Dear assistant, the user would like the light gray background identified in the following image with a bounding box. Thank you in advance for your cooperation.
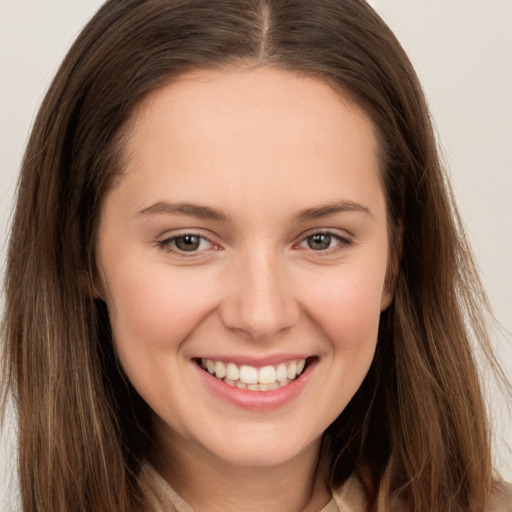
[1,1,511,508]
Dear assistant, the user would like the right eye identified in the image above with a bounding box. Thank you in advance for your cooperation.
[157,233,217,255]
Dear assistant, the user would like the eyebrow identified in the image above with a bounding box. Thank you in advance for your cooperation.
[136,199,372,223]
[136,201,230,222]
[292,201,373,222]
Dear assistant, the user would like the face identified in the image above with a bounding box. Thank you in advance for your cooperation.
[96,67,393,471]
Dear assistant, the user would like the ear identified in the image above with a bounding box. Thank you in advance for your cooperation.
[380,220,403,311]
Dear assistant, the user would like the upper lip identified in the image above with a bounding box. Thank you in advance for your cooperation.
[193,354,315,367]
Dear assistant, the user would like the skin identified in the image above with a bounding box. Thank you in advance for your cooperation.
[96,67,393,512]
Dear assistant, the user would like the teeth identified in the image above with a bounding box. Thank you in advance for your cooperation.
[296,359,306,374]
[200,357,308,391]
[239,365,258,384]
[214,361,226,379]
[276,363,288,382]
[226,362,239,381]
[287,361,297,380]
[258,365,276,384]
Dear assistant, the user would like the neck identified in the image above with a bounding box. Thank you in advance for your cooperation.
[150,431,330,512]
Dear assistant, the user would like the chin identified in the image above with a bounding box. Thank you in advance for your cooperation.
[197,426,322,469]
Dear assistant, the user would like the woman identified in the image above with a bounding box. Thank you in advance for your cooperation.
[1,1,510,510]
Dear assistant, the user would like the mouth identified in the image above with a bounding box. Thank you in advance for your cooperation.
[195,357,316,392]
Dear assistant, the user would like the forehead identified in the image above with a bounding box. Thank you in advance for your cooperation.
[111,67,384,219]
[127,67,378,154]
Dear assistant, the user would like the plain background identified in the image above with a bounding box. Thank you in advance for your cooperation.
[1,0,511,508]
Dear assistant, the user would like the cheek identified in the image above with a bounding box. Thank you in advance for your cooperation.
[295,270,384,431]
[104,262,218,354]
[306,270,384,343]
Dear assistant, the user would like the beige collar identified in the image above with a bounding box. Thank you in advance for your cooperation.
[139,462,512,512]
[138,461,363,512]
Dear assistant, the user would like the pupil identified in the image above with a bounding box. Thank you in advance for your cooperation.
[176,235,200,251]
[308,234,331,250]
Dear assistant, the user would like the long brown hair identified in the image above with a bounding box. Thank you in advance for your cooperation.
[1,1,507,510]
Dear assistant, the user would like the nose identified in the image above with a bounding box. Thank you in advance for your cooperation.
[219,250,300,341]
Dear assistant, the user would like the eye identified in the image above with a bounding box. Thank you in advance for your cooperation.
[158,233,217,254]
[305,233,334,251]
[173,234,208,252]
[297,231,352,252]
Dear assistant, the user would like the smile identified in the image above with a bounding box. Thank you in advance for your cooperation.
[199,358,308,391]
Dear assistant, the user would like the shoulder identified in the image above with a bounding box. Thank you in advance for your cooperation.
[331,477,511,512]
[138,462,194,512]
[489,480,512,512]
[330,476,369,512]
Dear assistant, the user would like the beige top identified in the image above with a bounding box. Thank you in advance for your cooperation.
[139,462,366,512]
[139,462,512,512]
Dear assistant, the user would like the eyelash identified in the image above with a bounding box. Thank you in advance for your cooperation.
[156,230,353,257]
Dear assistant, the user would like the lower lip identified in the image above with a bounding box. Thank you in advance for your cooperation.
[194,360,316,410]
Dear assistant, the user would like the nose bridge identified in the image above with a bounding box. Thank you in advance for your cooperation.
[221,245,299,340]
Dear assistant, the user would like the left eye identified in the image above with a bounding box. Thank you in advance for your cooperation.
[298,232,348,251]
[162,234,213,252]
